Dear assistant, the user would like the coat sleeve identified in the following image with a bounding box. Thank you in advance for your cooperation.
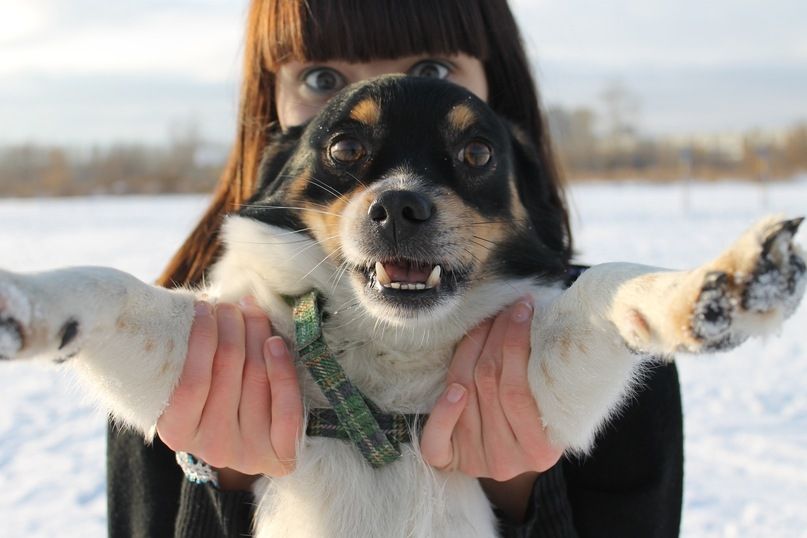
[561,362,684,537]
[498,362,684,537]
[106,426,255,538]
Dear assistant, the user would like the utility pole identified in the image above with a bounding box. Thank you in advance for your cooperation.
[680,146,694,213]
[756,144,770,209]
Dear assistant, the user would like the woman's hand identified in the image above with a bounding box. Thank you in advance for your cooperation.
[420,297,563,518]
[156,297,303,489]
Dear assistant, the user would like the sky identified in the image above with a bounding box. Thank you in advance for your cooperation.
[0,0,805,146]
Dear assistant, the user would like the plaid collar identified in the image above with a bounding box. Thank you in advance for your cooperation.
[292,291,425,468]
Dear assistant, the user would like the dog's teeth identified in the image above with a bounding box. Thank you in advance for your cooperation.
[375,262,392,287]
[378,265,441,291]
[426,265,442,289]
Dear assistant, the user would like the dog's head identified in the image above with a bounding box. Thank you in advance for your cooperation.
[241,75,566,324]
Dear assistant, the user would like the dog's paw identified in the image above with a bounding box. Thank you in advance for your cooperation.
[0,278,31,360]
[0,316,24,360]
[690,271,737,350]
[688,216,805,352]
[741,217,805,315]
[0,271,83,363]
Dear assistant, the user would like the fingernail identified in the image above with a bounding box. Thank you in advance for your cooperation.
[511,300,534,323]
[217,303,238,321]
[445,383,466,404]
[267,336,287,358]
[239,295,257,308]
[194,301,212,316]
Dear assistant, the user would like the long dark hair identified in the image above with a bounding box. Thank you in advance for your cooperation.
[158,0,572,287]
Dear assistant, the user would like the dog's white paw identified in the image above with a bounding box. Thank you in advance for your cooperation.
[687,216,805,352]
[0,270,87,363]
[0,277,31,360]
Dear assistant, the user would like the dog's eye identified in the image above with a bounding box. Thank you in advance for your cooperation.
[458,141,492,168]
[329,138,366,164]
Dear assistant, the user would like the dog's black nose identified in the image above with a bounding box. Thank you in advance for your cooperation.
[368,190,434,240]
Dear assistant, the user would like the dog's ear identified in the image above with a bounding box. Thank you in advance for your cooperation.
[255,124,305,195]
[508,124,570,259]
[239,124,307,228]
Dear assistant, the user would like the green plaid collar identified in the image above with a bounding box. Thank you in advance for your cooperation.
[291,291,426,468]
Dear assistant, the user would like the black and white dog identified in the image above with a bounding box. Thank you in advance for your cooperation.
[0,76,804,537]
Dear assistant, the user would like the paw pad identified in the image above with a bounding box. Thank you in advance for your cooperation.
[0,317,23,359]
[59,319,79,350]
[691,271,734,344]
[0,279,32,360]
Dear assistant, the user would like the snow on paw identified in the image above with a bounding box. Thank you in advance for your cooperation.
[741,217,805,317]
[690,271,740,351]
[681,216,805,353]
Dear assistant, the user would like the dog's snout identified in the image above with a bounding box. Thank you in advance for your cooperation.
[368,190,434,240]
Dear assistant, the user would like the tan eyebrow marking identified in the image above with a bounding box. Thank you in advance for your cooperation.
[349,98,381,125]
[447,104,477,132]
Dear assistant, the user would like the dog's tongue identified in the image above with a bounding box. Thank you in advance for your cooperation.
[383,261,431,283]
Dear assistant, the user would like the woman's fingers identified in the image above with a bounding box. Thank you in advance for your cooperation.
[420,383,467,469]
[474,303,525,479]
[447,319,492,385]
[265,336,303,473]
[425,296,563,479]
[156,301,218,450]
[157,299,302,478]
[236,297,274,471]
[195,303,247,466]
[498,298,559,469]
[161,297,554,480]
[445,320,492,473]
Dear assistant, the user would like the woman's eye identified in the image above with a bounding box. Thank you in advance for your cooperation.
[458,141,493,168]
[329,138,366,164]
[409,60,450,80]
[303,68,347,93]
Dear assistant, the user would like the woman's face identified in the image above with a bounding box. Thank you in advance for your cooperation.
[275,53,487,129]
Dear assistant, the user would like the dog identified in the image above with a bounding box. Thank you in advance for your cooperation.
[0,75,804,537]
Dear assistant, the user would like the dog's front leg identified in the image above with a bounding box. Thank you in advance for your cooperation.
[530,216,805,453]
[0,267,195,437]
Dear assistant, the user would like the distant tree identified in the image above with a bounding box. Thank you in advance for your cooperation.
[599,81,641,150]
[783,122,807,172]
[161,119,203,192]
[547,106,599,172]
[42,148,71,195]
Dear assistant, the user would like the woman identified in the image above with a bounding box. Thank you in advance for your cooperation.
[107,1,683,536]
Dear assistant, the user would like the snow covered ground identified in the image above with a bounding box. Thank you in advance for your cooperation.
[0,180,805,537]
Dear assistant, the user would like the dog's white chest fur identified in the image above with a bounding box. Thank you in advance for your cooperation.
[209,217,524,537]
[254,441,495,537]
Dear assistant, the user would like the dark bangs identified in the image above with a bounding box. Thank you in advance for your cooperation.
[260,0,490,68]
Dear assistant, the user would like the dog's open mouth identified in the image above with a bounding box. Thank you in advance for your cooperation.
[360,259,467,298]
[374,261,441,291]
